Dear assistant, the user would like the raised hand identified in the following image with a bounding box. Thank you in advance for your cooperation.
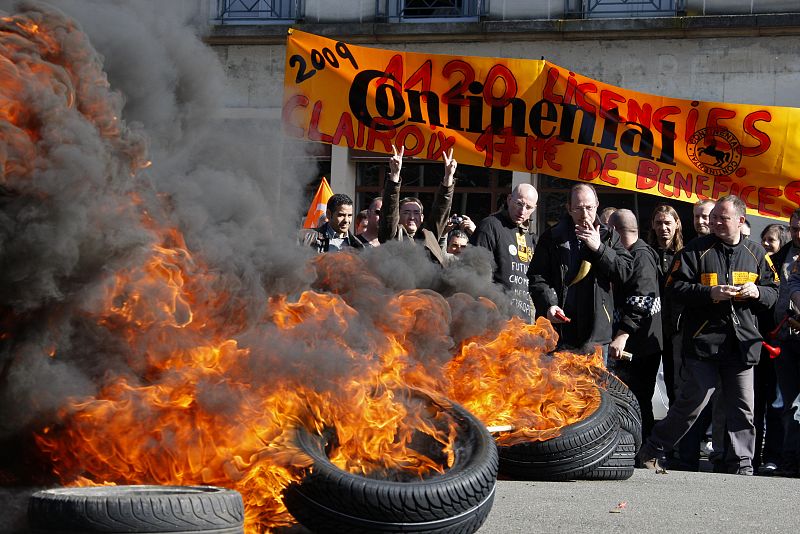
[460,214,476,235]
[389,144,404,183]
[443,147,457,186]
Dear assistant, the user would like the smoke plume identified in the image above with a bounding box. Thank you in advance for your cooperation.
[0,1,523,530]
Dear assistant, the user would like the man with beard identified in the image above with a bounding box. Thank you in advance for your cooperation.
[378,145,456,266]
[638,195,778,475]
[301,193,364,253]
[471,183,538,321]
[527,183,633,360]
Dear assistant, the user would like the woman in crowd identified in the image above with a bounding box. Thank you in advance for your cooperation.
[754,223,790,474]
[648,204,684,406]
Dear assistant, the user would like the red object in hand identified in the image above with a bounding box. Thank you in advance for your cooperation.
[762,341,781,359]
[554,310,571,323]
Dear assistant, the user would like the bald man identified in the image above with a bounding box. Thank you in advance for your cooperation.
[607,209,664,442]
[470,183,538,320]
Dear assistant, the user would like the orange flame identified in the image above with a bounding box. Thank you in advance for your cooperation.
[3,7,609,534]
[445,319,604,445]
[36,248,605,532]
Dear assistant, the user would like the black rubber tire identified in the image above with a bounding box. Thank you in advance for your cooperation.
[497,388,620,481]
[598,371,643,452]
[28,485,244,533]
[581,429,636,480]
[284,395,498,534]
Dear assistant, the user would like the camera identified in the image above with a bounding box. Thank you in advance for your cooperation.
[450,215,464,226]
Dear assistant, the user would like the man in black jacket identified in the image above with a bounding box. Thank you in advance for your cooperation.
[607,209,663,442]
[471,183,538,321]
[527,183,633,359]
[378,145,456,266]
[638,195,778,475]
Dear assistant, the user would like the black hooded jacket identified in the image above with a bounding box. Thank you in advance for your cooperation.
[613,239,663,357]
[528,214,633,353]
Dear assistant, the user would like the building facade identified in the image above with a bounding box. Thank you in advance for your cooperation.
[202,0,800,235]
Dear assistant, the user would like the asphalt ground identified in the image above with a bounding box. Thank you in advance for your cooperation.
[3,468,798,533]
[480,469,800,533]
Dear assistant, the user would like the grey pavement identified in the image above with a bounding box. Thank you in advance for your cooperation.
[481,470,799,533]
[2,469,798,533]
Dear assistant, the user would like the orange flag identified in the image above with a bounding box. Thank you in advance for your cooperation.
[302,177,333,229]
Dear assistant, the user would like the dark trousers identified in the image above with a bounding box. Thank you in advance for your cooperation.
[645,356,756,472]
[673,338,717,470]
[609,350,661,442]
[753,349,784,468]
[663,333,676,406]
[775,339,800,470]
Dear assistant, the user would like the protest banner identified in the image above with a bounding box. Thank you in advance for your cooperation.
[283,29,800,219]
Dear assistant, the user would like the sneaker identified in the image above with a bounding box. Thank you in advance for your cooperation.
[735,466,754,476]
[757,462,778,476]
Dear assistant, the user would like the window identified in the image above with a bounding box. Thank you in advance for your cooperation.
[563,0,685,19]
[216,0,302,24]
[378,0,486,22]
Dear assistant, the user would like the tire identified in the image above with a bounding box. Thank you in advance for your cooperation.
[497,388,620,481]
[598,371,643,452]
[581,429,636,480]
[28,485,244,533]
[284,394,498,534]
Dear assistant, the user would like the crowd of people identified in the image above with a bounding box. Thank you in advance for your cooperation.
[299,148,800,478]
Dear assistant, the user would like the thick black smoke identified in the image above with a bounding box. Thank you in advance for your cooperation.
[0,1,518,528]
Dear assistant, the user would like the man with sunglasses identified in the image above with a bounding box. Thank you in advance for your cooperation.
[356,197,382,247]
[470,183,539,321]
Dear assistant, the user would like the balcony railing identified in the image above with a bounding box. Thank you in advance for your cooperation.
[377,0,488,22]
[564,0,685,18]
[216,0,303,24]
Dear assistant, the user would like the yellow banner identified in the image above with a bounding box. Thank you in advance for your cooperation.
[283,29,800,219]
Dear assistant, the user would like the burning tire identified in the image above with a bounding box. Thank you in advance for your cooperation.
[582,429,636,480]
[27,485,244,533]
[496,388,620,481]
[284,397,498,534]
[598,371,643,451]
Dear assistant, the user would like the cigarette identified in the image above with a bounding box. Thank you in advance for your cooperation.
[487,425,515,433]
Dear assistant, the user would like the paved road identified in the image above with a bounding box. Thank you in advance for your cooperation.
[481,470,799,533]
[4,469,798,533]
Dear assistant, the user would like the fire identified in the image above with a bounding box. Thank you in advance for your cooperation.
[2,5,609,534]
[34,244,605,532]
[445,320,604,445]
[36,284,465,530]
